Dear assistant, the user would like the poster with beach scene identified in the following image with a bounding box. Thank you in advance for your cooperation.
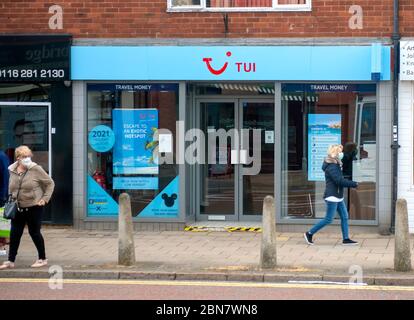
[112,108,159,175]
[308,114,341,181]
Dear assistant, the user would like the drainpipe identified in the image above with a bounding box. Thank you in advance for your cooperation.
[391,0,400,234]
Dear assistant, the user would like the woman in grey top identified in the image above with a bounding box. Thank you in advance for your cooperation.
[0,146,54,270]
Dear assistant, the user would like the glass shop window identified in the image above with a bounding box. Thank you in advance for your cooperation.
[87,83,179,219]
[281,84,377,221]
[170,0,310,10]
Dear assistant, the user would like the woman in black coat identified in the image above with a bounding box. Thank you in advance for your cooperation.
[304,144,359,245]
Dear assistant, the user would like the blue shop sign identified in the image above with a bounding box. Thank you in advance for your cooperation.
[72,45,391,81]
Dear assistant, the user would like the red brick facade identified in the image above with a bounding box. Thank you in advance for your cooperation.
[0,1,401,38]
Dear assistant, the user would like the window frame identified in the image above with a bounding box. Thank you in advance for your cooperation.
[167,0,312,12]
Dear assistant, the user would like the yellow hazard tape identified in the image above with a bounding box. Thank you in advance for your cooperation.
[225,227,262,233]
[184,226,208,232]
[184,226,262,232]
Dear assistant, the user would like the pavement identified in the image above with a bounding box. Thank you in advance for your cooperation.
[1,226,414,286]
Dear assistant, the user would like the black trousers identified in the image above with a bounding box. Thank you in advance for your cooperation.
[8,205,46,263]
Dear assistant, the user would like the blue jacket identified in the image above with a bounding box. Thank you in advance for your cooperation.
[0,150,10,201]
[322,159,358,199]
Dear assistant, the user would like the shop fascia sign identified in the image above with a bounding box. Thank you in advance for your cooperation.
[0,35,71,82]
[71,45,391,81]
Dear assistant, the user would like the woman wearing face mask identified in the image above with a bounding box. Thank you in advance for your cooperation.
[304,144,359,246]
[0,146,55,269]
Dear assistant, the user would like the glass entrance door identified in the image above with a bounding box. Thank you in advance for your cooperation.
[240,100,275,220]
[196,99,274,221]
[199,101,237,220]
[0,102,52,220]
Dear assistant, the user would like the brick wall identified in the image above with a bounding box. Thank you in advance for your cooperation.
[400,1,414,36]
[0,0,396,38]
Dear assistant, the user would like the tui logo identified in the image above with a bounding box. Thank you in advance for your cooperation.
[202,51,232,75]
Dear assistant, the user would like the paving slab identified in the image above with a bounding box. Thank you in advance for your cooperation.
[1,228,414,281]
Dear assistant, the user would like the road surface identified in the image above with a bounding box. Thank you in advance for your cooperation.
[1,278,414,300]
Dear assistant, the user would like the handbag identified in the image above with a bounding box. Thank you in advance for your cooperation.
[3,171,27,220]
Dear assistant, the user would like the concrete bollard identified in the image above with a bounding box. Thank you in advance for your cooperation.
[394,199,412,272]
[260,195,277,269]
[118,193,136,266]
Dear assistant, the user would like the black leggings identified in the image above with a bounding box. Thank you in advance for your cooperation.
[8,206,46,263]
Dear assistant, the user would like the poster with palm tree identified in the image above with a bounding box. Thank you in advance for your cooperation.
[112,108,159,175]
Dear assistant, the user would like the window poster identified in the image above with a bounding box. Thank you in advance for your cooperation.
[88,125,115,153]
[112,108,159,175]
[308,114,342,181]
[138,176,179,218]
[88,176,119,216]
[87,108,179,218]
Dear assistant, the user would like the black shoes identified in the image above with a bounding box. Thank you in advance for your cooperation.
[342,239,359,246]
[304,232,314,245]
[303,234,359,246]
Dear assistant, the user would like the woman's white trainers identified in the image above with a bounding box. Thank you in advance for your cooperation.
[31,259,48,268]
[0,261,15,270]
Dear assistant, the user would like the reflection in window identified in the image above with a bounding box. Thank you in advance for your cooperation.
[281,84,377,221]
[278,0,306,4]
[172,0,201,5]
[172,0,308,8]
[0,84,51,170]
[207,0,272,7]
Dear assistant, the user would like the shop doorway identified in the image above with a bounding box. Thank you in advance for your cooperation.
[0,102,52,221]
[195,98,274,222]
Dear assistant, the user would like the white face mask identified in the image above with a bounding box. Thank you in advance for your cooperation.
[20,157,32,168]
[338,152,344,160]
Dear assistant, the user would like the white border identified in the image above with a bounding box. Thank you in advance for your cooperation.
[0,101,52,178]
[167,0,311,12]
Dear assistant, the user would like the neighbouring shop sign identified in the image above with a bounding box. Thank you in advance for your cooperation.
[308,114,342,181]
[400,41,414,81]
[0,35,71,81]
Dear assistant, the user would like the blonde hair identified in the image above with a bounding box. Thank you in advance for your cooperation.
[15,145,33,159]
[327,144,343,158]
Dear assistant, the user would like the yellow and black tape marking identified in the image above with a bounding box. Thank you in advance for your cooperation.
[225,227,262,233]
[184,226,208,232]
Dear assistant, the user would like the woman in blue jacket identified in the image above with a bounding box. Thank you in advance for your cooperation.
[304,144,359,246]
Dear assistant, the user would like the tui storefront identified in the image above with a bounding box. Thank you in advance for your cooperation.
[70,43,393,233]
[0,35,73,224]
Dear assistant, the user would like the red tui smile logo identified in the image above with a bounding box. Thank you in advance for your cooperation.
[203,51,232,75]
